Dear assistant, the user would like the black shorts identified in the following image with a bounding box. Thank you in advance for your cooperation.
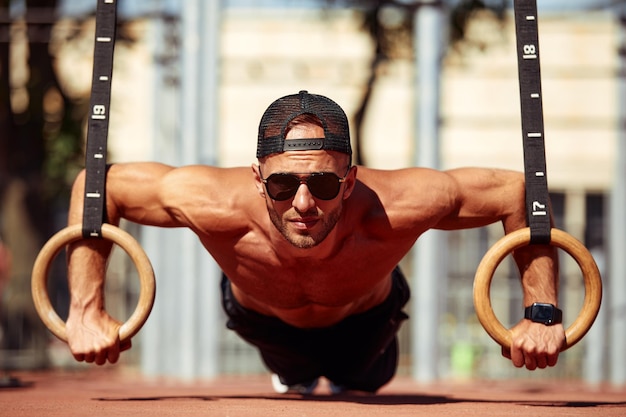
[220,267,410,392]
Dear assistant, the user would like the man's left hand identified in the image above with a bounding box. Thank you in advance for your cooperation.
[501,319,566,370]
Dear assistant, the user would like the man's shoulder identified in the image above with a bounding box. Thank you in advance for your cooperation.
[353,166,451,201]
[161,165,252,191]
[355,165,445,182]
[349,166,459,235]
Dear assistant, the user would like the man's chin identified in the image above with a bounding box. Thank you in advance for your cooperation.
[283,233,319,249]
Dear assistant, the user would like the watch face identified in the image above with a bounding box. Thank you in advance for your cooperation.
[533,304,554,322]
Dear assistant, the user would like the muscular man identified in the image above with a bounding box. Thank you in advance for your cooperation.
[65,91,565,393]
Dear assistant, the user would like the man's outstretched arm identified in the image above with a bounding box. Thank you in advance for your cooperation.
[65,162,177,365]
[434,167,565,369]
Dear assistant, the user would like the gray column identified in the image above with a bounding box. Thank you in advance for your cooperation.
[141,0,222,379]
[410,1,446,383]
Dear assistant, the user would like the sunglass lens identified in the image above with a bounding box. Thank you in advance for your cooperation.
[308,173,341,200]
[267,174,300,201]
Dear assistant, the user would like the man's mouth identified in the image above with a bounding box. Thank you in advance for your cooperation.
[290,217,319,229]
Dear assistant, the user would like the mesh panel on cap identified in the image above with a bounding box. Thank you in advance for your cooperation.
[256,90,352,158]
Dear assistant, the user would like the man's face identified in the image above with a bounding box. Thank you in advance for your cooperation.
[255,124,354,249]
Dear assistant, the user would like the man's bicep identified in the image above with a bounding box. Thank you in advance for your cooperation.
[106,162,183,227]
[433,168,526,231]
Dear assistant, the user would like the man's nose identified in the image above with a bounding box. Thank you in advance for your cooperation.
[292,183,316,211]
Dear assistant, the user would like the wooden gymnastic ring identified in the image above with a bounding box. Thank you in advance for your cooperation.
[31,223,155,343]
[473,227,602,351]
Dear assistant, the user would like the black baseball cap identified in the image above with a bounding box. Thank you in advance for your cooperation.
[256,90,352,158]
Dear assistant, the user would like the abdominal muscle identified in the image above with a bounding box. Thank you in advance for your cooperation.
[230,276,392,328]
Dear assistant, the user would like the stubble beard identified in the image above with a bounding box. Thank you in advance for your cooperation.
[267,205,343,249]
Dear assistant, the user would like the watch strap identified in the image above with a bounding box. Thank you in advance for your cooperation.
[524,303,563,325]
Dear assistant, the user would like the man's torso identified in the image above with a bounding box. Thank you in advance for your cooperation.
[168,165,443,328]
[201,207,419,328]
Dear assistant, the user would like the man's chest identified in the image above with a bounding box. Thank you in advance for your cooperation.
[225,243,403,307]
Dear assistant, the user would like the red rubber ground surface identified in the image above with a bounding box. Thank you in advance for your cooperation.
[2,368,625,417]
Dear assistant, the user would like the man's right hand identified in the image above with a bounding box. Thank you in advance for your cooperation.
[66,309,131,365]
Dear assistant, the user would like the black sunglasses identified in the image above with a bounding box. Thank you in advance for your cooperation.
[260,167,350,201]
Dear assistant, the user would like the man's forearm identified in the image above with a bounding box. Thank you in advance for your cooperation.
[513,244,559,306]
[499,178,559,306]
[67,169,115,314]
[67,240,112,314]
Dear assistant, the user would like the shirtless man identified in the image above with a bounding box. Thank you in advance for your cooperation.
[65,91,565,393]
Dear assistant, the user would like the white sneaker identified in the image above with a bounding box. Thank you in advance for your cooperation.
[271,374,319,394]
[329,381,347,395]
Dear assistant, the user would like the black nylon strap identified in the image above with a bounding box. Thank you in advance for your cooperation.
[514,0,551,244]
[82,0,117,238]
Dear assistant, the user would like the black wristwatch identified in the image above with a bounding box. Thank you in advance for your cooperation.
[524,303,563,325]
